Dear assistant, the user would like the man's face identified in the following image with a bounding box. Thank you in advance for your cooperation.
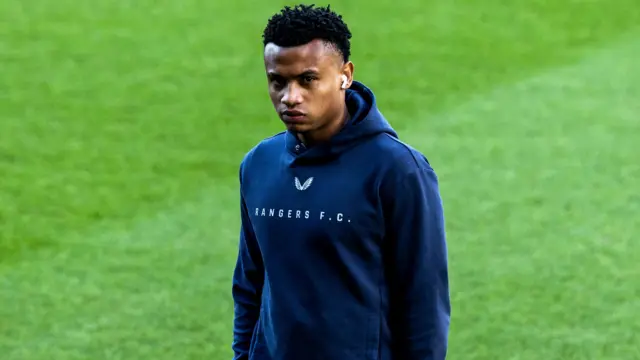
[264,39,351,134]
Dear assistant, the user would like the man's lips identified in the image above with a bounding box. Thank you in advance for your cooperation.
[281,110,306,122]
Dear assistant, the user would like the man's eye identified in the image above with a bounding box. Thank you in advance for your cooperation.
[302,76,316,84]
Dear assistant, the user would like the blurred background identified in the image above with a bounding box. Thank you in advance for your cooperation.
[1,1,639,359]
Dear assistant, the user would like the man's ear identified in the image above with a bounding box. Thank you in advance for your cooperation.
[341,61,354,89]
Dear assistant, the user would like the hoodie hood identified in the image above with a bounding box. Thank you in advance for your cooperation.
[284,80,397,165]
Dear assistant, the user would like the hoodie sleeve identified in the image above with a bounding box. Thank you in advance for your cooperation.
[231,164,265,360]
[383,160,451,360]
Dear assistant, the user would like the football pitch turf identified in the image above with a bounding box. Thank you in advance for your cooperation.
[1,1,639,359]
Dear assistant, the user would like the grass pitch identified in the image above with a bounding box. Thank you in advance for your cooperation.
[1,1,639,359]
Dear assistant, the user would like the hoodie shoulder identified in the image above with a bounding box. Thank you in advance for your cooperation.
[370,133,441,208]
[373,133,434,177]
[240,131,286,174]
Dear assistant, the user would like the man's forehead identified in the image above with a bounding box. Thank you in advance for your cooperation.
[264,40,341,71]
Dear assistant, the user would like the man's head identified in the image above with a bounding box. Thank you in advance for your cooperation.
[262,4,354,143]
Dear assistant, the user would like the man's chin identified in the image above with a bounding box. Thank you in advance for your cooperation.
[283,122,313,133]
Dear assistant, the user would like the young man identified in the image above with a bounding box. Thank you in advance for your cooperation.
[232,4,450,360]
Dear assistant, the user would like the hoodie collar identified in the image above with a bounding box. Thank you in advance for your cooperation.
[285,81,397,165]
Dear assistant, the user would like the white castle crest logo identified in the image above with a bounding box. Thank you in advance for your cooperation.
[294,177,314,191]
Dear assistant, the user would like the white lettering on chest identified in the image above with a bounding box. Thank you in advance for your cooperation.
[254,207,350,222]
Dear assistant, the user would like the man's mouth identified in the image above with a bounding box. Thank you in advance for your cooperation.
[281,110,306,122]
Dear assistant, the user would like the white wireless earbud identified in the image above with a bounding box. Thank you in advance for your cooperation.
[341,75,348,89]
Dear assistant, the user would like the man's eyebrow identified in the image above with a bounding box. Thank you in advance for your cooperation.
[266,72,284,81]
[267,69,320,78]
[298,69,320,76]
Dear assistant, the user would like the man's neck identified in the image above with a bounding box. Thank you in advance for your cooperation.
[298,106,350,147]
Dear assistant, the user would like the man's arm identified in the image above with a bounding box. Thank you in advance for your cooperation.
[384,161,451,359]
[231,174,265,359]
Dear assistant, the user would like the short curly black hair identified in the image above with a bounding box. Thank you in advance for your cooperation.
[262,4,352,63]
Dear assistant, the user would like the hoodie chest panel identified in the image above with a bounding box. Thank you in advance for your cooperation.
[246,162,384,256]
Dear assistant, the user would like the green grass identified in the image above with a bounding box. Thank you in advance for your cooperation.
[1,0,639,359]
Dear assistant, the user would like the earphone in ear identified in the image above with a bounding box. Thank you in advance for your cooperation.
[341,75,348,89]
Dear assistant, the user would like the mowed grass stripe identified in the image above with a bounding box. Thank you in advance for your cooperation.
[1,185,240,359]
[2,33,639,360]
[412,34,640,359]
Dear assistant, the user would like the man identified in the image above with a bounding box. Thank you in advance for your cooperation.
[232,4,450,359]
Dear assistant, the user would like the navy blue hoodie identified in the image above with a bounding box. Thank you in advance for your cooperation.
[232,81,450,360]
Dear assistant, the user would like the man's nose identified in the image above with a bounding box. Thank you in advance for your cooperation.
[281,83,303,107]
